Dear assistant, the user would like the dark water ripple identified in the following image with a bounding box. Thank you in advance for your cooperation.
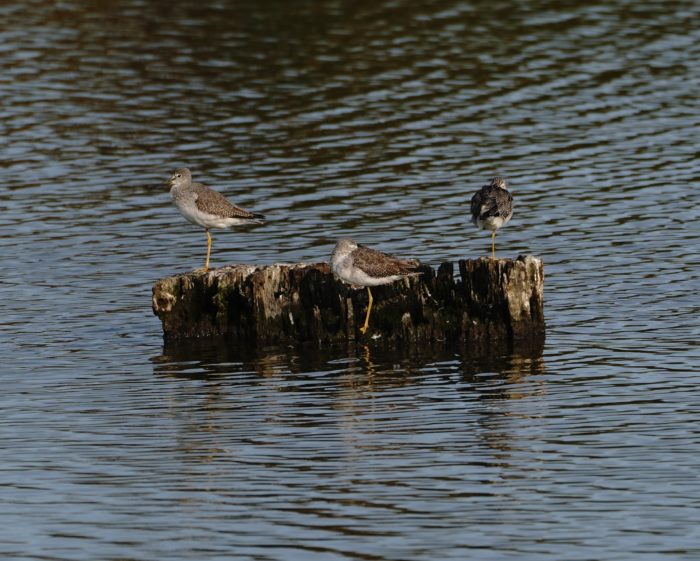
[1,0,700,559]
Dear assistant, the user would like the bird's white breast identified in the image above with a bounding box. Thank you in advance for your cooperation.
[476,214,511,232]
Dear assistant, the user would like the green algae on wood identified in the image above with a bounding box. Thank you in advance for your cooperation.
[152,256,545,347]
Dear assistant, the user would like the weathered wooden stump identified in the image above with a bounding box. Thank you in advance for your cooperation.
[152,256,545,349]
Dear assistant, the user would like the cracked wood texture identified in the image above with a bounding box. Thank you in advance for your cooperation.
[152,256,545,349]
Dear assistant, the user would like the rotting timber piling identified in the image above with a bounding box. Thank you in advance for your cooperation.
[152,256,545,348]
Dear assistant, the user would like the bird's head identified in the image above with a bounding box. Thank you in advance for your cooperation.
[331,238,358,262]
[489,176,508,190]
[334,238,358,252]
[167,168,192,189]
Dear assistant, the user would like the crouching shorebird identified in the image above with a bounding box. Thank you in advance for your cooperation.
[168,168,265,271]
[331,238,421,335]
[470,176,513,259]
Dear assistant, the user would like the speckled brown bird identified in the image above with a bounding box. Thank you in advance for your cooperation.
[470,176,513,259]
[331,238,421,334]
[168,168,264,271]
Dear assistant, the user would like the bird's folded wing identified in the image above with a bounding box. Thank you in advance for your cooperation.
[472,187,512,219]
[354,245,418,278]
[192,183,257,218]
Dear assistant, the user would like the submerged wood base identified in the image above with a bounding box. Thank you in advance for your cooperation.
[152,256,545,348]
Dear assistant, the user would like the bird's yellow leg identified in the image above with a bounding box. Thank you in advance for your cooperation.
[360,287,373,334]
[491,230,496,260]
[205,230,212,271]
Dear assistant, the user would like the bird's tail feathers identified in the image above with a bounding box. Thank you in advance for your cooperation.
[400,259,423,275]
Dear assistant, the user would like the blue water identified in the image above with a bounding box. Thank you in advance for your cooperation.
[1,0,699,559]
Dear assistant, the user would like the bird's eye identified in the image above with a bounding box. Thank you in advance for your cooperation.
[176,174,181,178]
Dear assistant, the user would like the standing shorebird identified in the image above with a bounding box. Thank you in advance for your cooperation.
[470,176,513,259]
[168,168,265,271]
[331,238,421,335]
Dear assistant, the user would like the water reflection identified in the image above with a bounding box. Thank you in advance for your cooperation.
[147,339,551,554]
[152,341,546,462]
[154,338,545,386]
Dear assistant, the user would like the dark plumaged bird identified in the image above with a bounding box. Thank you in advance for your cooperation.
[470,176,513,259]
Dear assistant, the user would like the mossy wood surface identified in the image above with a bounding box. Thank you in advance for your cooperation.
[152,256,545,347]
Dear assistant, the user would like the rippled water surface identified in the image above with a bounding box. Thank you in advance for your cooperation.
[2,0,699,559]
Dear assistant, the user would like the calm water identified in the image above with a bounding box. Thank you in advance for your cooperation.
[2,0,699,559]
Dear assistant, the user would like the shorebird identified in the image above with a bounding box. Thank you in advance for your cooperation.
[331,238,421,334]
[470,176,513,259]
[168,168,264,271]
